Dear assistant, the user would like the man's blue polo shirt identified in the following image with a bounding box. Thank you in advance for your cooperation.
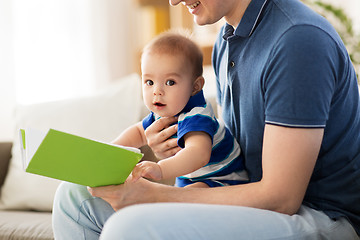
[212,0,360,235]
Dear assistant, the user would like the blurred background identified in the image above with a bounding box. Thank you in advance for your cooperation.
[1,0,359,141]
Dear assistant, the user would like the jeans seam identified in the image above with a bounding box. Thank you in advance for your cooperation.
[77,198,93,240]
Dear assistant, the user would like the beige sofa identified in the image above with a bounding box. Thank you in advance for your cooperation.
[0,74,147,240]
[0,142,53,240]
[0,142,159,240]
[0,72,217,240]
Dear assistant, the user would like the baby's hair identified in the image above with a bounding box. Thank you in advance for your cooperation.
[141,29,203,78]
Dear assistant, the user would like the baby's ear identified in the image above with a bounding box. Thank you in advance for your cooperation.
[192,76,205,96]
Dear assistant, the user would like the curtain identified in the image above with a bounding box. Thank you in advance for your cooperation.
[0,0,139,141]
[12,0,138,104]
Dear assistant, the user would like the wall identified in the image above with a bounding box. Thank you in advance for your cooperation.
[0,1,359,141]
[0,0,141,141]
[90,0,141,87]
[325,0,360,33]
[0,1,15,141]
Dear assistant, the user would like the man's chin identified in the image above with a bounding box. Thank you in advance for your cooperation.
[194,16,220,26]
[194,18,207,26]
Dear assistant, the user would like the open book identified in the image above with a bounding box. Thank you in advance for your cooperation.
[20,128,143,187]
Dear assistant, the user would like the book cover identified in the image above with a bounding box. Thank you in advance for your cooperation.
[20,128,143,187]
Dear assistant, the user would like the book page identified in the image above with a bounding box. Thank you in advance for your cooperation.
[19,129,27,169]
[24,128,48,169]
[82,136,141,154]
[107,142,141,154]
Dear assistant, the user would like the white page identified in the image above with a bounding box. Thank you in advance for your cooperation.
[103,141,141,154]
[24,128,49,169]
[19,130,27,170]
[81,134,142,154]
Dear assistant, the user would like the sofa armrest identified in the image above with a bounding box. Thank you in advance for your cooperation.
[0,142,12,188]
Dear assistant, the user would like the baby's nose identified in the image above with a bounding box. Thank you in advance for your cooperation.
[153,86,163,95]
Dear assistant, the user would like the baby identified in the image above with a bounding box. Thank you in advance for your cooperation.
[112,31,248,187]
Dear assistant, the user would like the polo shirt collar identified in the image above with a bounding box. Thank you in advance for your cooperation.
[181,90,206,113]
[223,0,269,39]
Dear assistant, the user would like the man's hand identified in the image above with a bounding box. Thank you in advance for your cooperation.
[144,116,181,159]
[87,178,160,211]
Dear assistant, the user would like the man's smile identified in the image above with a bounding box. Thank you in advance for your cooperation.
[187,1,201,9]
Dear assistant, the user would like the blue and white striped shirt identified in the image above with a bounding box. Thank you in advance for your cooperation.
[142,90,248,187]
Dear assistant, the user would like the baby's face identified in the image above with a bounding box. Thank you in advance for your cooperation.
[141,52,195,117]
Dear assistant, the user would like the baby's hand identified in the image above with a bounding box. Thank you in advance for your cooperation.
[131,161,162,182]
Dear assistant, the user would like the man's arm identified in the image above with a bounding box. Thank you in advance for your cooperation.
[156,124,322,214]
[259,124,323,214]
[90,124,323,214]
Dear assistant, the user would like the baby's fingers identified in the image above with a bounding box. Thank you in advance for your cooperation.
[130,165,144,182]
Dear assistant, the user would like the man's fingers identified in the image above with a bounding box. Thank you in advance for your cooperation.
[156,145,181,159]
[164,146,181,156]
[147,117,177,133]
[152,139,180,159]
[145,124,178,148]
[87,185,115,198]
[160,124,178,139]
[143,116,179,159]
[162,134,178,149]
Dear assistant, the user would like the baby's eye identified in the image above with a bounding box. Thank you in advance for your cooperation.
[166,80,175,86]
[145,80,153,86]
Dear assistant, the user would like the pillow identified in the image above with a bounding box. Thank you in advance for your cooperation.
[0,73,142,211]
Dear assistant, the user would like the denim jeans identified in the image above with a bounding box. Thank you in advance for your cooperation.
[52,182,359,240]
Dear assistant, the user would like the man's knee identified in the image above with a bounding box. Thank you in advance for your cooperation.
[53,182,89,212]
[100,203,170,239]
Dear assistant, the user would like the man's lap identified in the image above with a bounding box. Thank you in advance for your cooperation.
[53,182,359,240]
[101,203,358,240]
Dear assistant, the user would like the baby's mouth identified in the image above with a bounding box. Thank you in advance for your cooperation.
[154,102,166,107]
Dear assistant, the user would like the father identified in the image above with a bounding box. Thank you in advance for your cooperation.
[53,0,360,239]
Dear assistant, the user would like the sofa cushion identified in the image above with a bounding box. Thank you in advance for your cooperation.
[0,211,53,240]
[0,74,142,211]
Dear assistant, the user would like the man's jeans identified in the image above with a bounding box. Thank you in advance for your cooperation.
[52,182,359,240]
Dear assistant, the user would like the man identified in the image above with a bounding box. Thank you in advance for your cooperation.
[53,0,360,239]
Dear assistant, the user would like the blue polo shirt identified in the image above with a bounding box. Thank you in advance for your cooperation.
[212,0,360,235]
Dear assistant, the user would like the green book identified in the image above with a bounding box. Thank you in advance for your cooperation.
[19,128,143,187]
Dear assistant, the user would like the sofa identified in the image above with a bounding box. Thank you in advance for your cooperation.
[0,142,159,240]
[0,74,146,239]
[0,141,54,240]
[0,71,217,240]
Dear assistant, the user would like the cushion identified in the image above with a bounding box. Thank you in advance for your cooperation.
[0,211,53,240]
[0,74,142,211]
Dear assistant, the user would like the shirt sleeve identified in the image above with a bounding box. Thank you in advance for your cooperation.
[263,25,341,128]
[177,106,219,148]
